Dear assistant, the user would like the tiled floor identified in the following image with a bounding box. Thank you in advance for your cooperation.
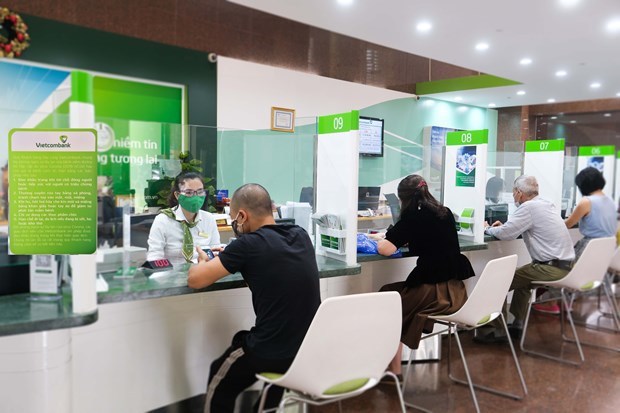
[153,296,620,413]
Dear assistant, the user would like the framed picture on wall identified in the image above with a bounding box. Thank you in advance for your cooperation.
[271,107,296,133]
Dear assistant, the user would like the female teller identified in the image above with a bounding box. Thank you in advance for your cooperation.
[147,172,220,266]
[377,174,474,376]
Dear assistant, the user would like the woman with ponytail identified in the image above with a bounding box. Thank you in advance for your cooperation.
[377,174,474,376]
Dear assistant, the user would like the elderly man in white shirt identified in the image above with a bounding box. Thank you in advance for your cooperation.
[147,172,220,266]
[478,175,575,343]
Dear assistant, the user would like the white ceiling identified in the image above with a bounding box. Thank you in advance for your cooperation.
[229,0,620,109]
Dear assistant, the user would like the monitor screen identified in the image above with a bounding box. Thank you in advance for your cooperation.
[358,186,381,211]
[359,116,384,157]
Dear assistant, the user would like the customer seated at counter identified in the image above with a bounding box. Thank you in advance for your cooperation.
[481,175,575,343]
[375,174,475,377]
[146,172,220,266]
[187,183,321,413]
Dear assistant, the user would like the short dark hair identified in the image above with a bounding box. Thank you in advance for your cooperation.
[231,183,273,217]
[575,167,605,196]
[168,172,204,207]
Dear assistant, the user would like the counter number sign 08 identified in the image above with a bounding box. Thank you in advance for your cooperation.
[461,132,472,143]
[333,116,344,131]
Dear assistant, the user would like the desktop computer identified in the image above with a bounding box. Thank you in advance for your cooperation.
[484,203,509,225]
[358,186,381,211]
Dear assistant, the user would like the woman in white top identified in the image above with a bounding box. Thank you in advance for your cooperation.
[147,172,220,266]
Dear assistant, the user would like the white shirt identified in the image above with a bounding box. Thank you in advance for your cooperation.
[147,206,221,266]
[485,196,575,262]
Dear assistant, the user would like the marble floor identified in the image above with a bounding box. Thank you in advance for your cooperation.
[153,295,620,413]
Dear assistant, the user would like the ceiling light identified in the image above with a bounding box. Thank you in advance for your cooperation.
[520,58,532,65]
[558,0,580,7]
[475,42,489,51]
[547,98,556,103]
[488,103,496,108]
[604,113,612,117]
[590,82,602,89]
[555,70,568,77]
[570,120,577,124]
[617,92,620,97]
[606,18,620,33]
[551,116,558,120]
[416,21,432,32]
[454,96,463,102]
[517,90,526,95]
[337,0,354,6]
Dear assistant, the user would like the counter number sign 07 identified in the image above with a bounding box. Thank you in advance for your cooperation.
[540,141,549,151]
[461,132,472,143]
[333,116,344,131]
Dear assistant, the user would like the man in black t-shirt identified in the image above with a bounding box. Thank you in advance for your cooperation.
[188,183,320,413]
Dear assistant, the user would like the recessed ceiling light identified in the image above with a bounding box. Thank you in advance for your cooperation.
[547,98,556,103]
[590,82,602,89]
[555,70,568,77]
[416,21,432,32]
[570,120,577,124]
[606,18,620,33]
[558,0,580,7]
[604,113,612,117]
[337,0,354,6]
[488,103,496,108]
[454,96,463,102]
[517,90,526,95]
[475,42,489,51]
[520,58,532,65]
[551,116,558,119]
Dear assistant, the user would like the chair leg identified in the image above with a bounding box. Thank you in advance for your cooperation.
[257,383,274,413]
[450,327,481,413]
[522,287,584,365]
[383,371,407,413]
[498,313,528,399]
[401,349,433,413]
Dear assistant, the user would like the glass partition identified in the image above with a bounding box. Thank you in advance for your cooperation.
[486,143,524,222]
[1,112,317,289]
[562,146,579,217]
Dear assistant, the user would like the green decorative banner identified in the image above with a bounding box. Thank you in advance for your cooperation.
[446,129,488,146]
[9,129,98,255]
[525,139,565,152]
[318,110,359,134]
[416,74,521,95]
[578,145,615,156]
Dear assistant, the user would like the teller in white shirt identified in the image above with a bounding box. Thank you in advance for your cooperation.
[147,172,220,266]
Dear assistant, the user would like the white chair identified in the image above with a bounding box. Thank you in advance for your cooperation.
[254,292,406,413]
[402,254,527,413]
[521,237,619,366]
[600,246,620,322]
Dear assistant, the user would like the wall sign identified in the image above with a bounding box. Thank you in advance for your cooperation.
[9,129,97,254]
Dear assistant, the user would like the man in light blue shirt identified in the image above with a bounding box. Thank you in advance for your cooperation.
[478,175,575,343]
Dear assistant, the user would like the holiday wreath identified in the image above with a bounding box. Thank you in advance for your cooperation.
[0,7,30,58]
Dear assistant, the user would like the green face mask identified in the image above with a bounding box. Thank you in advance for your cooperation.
[178,194,206,213]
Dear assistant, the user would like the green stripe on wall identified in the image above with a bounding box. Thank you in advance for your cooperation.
[416,74,521,95]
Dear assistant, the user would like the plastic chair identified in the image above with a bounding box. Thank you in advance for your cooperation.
[254,292,406,413]
[521,237,619,366]
[599,246,620,319]
[402,254,527,413]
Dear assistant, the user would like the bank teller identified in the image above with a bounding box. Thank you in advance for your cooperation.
[147,172,220,266]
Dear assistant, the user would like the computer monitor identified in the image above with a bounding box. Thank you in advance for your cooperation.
[359,116,384,157]
[128,213,158,249]
[384,193,401,224]
[358,186,381,211]
[484,203,509,225]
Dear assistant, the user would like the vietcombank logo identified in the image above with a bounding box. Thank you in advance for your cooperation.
[35,135,71,148]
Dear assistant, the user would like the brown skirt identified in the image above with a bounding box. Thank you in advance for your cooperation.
[380,279,467,349]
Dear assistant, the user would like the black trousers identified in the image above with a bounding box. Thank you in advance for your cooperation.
[205,331,293,413]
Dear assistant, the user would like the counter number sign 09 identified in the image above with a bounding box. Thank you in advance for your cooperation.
[333,116,344,131]
[461,132,472,143]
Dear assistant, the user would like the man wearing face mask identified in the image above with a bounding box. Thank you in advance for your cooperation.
[147,172,220,266]
[188,183,320,413]
[478,175,575,343]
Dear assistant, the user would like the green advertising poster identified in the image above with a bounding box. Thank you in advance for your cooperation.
[9,129,97,255]
[455,145,477,187]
